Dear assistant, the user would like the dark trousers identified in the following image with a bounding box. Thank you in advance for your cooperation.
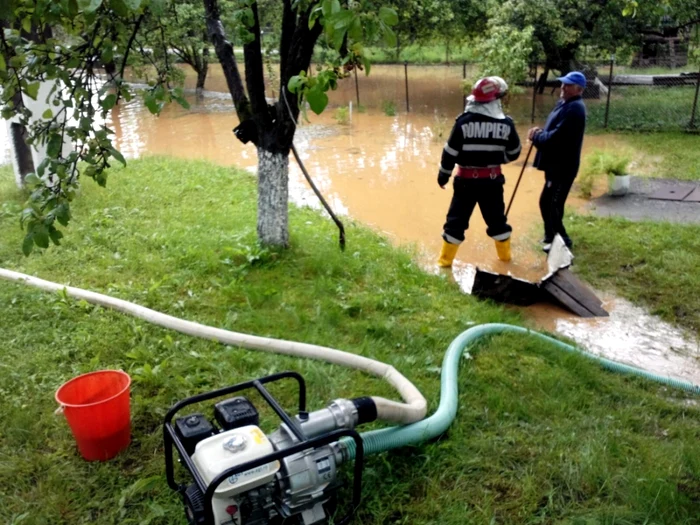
[539,173,575,246]
[443,176,512,243]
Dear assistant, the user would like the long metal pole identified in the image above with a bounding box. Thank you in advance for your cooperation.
[505,143,534,218]
[354,66,360,107]
[604,55,614,128]
[463,61,467,109]
[404,61,409,112]
[531,63,538,124]
[689,63,700,129]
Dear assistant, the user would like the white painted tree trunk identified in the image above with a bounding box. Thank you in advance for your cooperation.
[256,148,289,247]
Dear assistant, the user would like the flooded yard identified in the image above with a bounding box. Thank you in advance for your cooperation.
[1,64,698,384]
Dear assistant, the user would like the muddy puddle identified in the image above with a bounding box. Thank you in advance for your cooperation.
[1,66,698,385]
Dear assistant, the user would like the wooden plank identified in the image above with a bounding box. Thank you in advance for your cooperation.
[541,279,596,317]
[540,269,609,317]
[547,269,608,315]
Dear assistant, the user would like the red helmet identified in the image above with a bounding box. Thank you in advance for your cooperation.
[470,76,508,103]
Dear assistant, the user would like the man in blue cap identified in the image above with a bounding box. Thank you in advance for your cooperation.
[528,71,587,252]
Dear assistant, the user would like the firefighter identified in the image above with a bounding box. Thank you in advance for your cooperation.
[437,76,522,267]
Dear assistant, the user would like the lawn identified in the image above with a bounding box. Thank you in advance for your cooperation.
[568,214,700,336]
[1,159,699,525]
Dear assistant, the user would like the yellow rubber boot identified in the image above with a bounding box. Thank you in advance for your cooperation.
[495,238,512,262]
[438,241,459,267]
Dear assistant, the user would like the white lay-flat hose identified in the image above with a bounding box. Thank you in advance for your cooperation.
[0,269,427,424]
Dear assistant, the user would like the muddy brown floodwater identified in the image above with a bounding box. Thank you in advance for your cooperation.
[1,64,698,385]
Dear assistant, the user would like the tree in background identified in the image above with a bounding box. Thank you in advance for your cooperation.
[481,0,700,91]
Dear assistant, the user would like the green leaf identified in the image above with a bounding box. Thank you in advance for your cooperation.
[149,0,167,15]
[287,75,305,94]
[42,108,53,119]
[123,0,142,9]
[348,16,362,41]
[382,26,397,48]
[332,25,346,50]
[107,146,127,166]
[24,173,41,187]
[22,235,34,256]
[378,7,398,26]
[49,227,63,246]
[55,204,71,226]
[22,17,31,34]
[33,226,50,249]
[25,82,40,101]
[306,88,328,115]
[363,56,371,76]
[47,134,63,158]
[0,54,5,72]
[77,0,103,13]
[100,94,117,111]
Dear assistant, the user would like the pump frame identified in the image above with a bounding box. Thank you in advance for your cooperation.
[163,371,365,525]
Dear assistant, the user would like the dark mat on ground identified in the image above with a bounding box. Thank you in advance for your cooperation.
[472,237,608,317]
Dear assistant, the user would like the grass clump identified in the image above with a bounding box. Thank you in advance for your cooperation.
[1,159,700,524]
[382,100,396,116]
[577,149,632,198]
[333,105,350,125]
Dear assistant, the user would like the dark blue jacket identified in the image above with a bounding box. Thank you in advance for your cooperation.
[532,95,586,179]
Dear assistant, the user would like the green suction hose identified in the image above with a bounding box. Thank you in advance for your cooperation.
[343,323,700,459]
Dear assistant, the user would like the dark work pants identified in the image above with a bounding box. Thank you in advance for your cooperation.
[443,176,512,243]
[539,173,575,246]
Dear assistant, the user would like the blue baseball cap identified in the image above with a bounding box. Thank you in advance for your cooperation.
[557,71,586,88]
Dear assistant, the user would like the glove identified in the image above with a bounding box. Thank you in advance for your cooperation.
[438,171,450,188]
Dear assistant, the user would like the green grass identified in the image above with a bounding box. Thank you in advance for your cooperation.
[617,132,700,181]
[1,159,700,524]
[364,43,478,64]
[568,214,700,336]
[587,86,699,131]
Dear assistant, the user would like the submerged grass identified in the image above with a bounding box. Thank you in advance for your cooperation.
[568,214,700,336]
[1,159,700,524]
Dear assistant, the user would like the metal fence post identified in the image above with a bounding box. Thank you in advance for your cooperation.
[689,63,700,130]
[531,63,538,123]
[353,66,360,107]
[404,61,409,112]
[604,54,614,129]
[463,61,467,109]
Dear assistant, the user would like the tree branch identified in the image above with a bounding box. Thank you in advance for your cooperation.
[244,1,268,119]
[202,0,251,122]
[279,0,296,91]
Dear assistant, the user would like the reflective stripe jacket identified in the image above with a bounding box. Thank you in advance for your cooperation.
[439,113,522,178]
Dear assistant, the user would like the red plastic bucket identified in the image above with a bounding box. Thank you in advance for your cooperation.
[55,370,132,461]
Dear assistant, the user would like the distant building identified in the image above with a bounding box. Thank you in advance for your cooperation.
[632,18,693,68]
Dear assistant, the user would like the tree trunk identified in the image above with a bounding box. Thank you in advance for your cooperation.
[10,122,35,188]
[196,63,208,95]
[257,148,289,247]
[537,68,549,94]
[9,88,34,188]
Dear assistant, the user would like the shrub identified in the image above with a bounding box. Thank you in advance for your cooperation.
[382,100,396,116]
[334,106,350,125]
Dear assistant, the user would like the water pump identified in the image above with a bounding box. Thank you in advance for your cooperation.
[163,372,373,525]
